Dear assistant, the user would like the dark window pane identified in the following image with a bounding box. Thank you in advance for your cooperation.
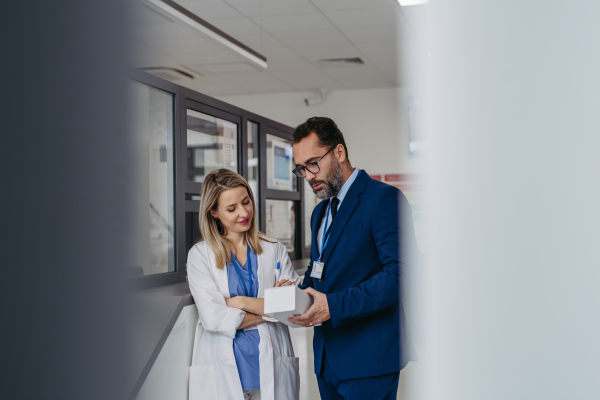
[129,81,175,276]
[187,109,238,183]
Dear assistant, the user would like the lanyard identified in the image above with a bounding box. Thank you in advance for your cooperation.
[231,244,253,298]
[318,200,333,261]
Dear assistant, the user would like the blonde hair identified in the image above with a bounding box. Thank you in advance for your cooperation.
[199,169,273,269]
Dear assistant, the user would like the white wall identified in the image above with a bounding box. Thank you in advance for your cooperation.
[218,87,423,176]
[136,305,198,400]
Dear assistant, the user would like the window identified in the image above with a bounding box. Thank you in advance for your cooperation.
[129,69,304,288]
[248,121,260,226]
[266,200,296,252]
[128,81,175,277]
[187,109,238,183]
[303,179,320,253]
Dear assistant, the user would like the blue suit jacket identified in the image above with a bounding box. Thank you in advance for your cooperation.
[301,170,418,380]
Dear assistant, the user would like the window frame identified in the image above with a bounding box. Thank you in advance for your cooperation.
[129,68,306,289]
[128,68,184,290]
[261,126,304,261]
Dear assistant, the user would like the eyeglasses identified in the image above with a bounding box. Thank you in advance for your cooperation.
[292,145,336,178]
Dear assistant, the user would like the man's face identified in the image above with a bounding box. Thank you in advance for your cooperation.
[293,132,344,199]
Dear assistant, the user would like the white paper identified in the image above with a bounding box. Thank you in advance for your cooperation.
[264,285,318,328]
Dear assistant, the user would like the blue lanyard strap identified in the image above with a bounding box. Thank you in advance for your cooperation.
[231,244,253,297]
[319,200,332,261]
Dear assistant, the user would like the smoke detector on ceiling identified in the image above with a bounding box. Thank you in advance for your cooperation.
[316,57,365,67]
[304,89,330,107]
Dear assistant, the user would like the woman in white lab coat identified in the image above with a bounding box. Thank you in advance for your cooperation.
[187,169,301,400]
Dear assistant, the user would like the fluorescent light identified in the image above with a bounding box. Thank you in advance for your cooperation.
[141,0,267,69]
[398,0,429,5]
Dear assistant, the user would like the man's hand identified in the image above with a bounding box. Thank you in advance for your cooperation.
[288,287,330,327]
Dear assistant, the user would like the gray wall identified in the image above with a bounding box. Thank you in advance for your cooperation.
[1,1,131,399]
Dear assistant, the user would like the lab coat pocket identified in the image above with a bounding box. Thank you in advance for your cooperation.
[274,356,299,400]
[189,365,218,400]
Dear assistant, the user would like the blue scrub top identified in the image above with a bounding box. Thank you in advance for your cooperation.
[227,248,260,390]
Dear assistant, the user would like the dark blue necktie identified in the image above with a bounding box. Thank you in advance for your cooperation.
[323,197,339,242]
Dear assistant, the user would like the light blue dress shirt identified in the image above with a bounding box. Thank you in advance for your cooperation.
[317,167,360,253]
[226,249,260,390]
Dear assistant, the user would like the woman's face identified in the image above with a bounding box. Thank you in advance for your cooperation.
[211,186,254,236]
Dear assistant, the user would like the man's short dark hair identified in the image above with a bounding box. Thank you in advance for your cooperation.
[292,117,350,162]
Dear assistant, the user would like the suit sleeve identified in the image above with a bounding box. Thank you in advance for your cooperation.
[187,245,246,338]
[300,261,314,289]
[326,186,416,328]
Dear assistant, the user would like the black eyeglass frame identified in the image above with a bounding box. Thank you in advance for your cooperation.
[292,145,337,178]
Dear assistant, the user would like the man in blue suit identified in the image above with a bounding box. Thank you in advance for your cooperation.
[288,117,418,400]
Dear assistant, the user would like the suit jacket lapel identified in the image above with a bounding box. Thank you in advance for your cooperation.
[321,170,370,263]
[311,199,329,260]
[321,192,360,263]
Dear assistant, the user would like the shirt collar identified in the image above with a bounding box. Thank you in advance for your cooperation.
[332,167,359,205]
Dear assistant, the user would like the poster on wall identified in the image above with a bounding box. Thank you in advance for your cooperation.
[268,138,294,190]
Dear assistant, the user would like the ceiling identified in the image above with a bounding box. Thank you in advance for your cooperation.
[129,0,424,96]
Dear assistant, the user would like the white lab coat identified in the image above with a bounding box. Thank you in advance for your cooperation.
[187,239,302,400]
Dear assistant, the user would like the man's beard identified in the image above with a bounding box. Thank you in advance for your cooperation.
[310,159,344,200]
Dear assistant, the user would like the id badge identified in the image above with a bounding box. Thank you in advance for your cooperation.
[310,261,325,279]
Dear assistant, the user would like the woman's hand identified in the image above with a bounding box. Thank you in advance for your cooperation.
[226,296,247,309]
[275,279,294,287]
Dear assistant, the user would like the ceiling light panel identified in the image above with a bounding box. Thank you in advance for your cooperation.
[140,0,267,69]
[209,18,263,36]
[177,0,244,20]
[178,48,244,65]
[236,34,286,51]
[397,0,429,6]
[257,47,301,61]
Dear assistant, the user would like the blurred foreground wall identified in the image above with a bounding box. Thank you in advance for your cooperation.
[1,1,130,399]
[404,1,600,399]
